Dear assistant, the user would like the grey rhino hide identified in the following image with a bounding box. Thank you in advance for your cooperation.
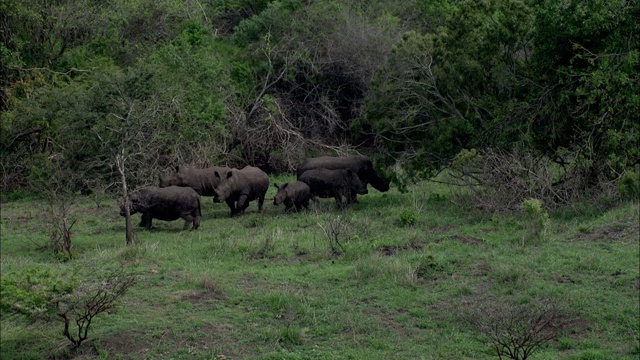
[273,181,311,213]
[159,165,231,196]
[298,168,367,208]
[120,186,202,230]
[296,155,390,192]
[213,166,269,217]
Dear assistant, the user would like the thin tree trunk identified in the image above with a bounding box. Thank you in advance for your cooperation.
[116,154,134,245]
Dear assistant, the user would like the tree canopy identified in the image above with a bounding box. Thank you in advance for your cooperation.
[1,0,638,198]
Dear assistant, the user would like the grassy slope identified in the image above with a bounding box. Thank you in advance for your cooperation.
[1,177,638,360]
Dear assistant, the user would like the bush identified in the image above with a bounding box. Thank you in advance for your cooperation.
[399,209,417,227]
[1,265,135,350]
[617,169,640,200]
[465,296,577,360]
[522,198,549,240]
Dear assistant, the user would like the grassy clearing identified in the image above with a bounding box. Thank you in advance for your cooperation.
[1,178,638,359]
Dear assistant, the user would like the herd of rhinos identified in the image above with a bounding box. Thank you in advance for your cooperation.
[119,155,391,230]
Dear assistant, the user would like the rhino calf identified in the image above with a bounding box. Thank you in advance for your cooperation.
[298,168,368,208]
[273,181,311,213]
[120,186,202,230]
[213,166,269,217]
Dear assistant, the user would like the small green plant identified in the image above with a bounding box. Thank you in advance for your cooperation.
[522,198,549,240]
[399,209,417,227]
[617,169,640,200]
[415,255,445,280]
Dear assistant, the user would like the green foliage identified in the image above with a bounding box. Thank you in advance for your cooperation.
[529,0,640,175]
[1,263,135,349]
[522,198,550,240]
[1,0,637,208]
[617,169,640,200]
[399,209,417,227]
[415,255,448,280]
[0,266,75,319]
[366,0,638,193]
[1,182,639,358]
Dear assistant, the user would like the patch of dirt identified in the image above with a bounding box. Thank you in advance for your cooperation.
[429,224,457,232]
[561,317,592,340]
[188,322,256,359]
[472,260,492,277]
[181,289,227,303]
[551,274,581,284]
[449,234,484,245]
[377,241,425,256]
[100,330,151,359]
[48,339,100,360]
[573,217,639,242]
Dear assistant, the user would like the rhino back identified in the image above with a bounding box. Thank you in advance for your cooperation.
[162,166,230,196]
[299,168,350,198]
[289,181,311,200]
[219,166,269,200]
[297,156,390,192]
[296,156,369,176]
[188,166,231,196]
[132,186,200,220]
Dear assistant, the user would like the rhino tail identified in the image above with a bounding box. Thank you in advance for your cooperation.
[193,195,202,230]
[195,195,202,217]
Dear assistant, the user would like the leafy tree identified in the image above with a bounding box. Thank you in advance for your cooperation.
[530,0,640,178]
[365,0,639,192]
[366,0,536,183]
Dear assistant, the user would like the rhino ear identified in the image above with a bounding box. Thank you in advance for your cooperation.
[282,183,289,189]
[274,183,280,189]
[214,171,220,179]
[174,165,180,172]
[226,171,233,179]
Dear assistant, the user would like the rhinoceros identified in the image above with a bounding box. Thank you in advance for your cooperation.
[296,156,389,202]
[213,166,269,217]
[159,165,231,197]
[120,186,202,230]
[273,181,311,213]
[298,168,368,208]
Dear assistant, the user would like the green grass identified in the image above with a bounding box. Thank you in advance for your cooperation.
[1,179,638,359]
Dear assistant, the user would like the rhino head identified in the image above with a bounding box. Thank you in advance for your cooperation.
[273,183,289,206]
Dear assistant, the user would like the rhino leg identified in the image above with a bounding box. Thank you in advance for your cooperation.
[237,194,250,215]
[141,213,153,230]
[138,213,150,227]
[283,199,294,213]
[334,191,348,209]
[225,199,237,217]
[181,214,194,230]
[257,194,265,213]
[193,214,201,230]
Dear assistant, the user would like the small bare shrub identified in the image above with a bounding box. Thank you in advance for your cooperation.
[1,265,135,350]
[30,156,79,259]
[57,268,135,348]
[317,215,354,255]
[447,148,621,212]
[465,296,577,360]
